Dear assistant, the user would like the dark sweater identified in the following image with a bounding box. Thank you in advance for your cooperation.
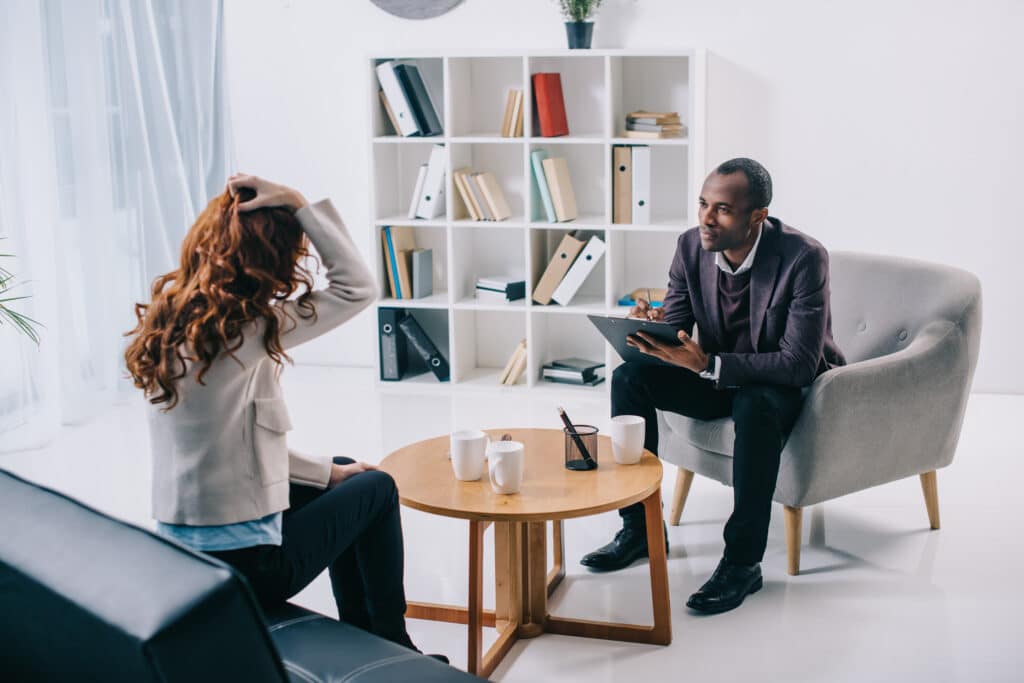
[718,269,754,353]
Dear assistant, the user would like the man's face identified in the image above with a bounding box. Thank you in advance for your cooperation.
[697,172,760,252]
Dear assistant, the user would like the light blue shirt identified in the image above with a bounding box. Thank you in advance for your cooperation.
[157,512,283,551]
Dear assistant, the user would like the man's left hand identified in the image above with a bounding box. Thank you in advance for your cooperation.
[627,330,708,373]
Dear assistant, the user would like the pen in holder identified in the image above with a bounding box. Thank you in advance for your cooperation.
[558,406,598,471]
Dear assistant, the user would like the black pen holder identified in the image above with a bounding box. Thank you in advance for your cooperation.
[564,425,599,471]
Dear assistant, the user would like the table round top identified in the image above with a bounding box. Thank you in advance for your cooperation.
[379,428,662,522]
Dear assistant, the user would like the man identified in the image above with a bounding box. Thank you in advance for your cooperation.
[581,158,845,614]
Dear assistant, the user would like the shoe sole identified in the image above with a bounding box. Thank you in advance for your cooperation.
[686,576,763,615]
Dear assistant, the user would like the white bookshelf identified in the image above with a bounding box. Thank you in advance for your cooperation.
[368,49,706,393]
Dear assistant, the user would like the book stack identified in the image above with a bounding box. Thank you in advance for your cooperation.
[498,339,527,386]
[531,73,569,137]
[532,232,606,306]
[612,145,650,224]
[377,308,450,382]
[500,89,525,137]
[376,60,443,137]
[452,168,512,221]
[408,144,446,220]
[475,275,526,303]
[542,357,605,387]
[622,111,685,139]
[530,149,578,223]
[381,226,433,300]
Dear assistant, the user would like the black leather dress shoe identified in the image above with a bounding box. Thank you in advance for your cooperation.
[580,523,669,572]
[686,558,763,614]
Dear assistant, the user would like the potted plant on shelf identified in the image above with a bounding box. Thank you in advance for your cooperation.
[557,0,602,49]
[1,241,41,344]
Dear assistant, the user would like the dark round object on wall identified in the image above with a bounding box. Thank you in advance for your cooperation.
[370,0,463,20]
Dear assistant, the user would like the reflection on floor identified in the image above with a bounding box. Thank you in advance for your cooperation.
[2,366,1020,682]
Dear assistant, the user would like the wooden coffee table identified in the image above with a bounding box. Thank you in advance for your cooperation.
[380,428,670,678]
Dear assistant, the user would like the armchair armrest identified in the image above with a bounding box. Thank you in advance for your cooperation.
[776,320,973,507]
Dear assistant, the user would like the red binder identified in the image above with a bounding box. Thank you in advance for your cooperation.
[532,73,569,137]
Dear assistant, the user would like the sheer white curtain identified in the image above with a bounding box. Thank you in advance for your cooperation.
[0,0,233,451]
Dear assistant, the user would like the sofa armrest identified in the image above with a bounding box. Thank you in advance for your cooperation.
[776,320,972,507]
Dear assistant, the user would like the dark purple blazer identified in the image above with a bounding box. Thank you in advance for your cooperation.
[662,217,846,388]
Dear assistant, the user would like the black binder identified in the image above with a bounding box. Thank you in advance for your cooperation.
[378,308,407,381]
[398,314,449,382]
[394,63,443,137]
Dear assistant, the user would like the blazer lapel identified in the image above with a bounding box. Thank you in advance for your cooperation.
[699,248,723,348]
[749,221,781,351]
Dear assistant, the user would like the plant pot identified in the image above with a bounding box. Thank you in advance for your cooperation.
[565,21,594,49]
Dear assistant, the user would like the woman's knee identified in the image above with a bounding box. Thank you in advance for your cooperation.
[361,469,398,502]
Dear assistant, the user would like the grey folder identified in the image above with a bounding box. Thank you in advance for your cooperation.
[412,248,433,299]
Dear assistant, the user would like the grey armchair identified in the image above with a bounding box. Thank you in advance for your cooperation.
[658,251,982,574]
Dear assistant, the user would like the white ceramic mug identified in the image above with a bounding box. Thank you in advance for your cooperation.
[610,415,645,465]
[487,440,524,494]
[451,430,490,481]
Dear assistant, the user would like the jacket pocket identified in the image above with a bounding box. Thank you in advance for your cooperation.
[253,397,293,486]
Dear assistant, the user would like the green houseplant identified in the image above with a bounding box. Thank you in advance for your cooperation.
[0,241,41,344]
[556,0,603,49]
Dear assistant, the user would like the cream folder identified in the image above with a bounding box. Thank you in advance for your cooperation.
[630,145,651,225]
[551,235,606,306]
[375,61,419,137]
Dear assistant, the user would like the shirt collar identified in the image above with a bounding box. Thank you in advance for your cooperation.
[714,221,765,276]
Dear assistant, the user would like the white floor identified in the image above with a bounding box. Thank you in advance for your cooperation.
[3,366,1022,682]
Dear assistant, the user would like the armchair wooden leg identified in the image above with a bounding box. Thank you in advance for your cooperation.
[784,505,802,576]
[920,471,941,530]
[669,468,694,526]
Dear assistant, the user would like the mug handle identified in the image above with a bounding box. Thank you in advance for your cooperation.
[489,455,505,489]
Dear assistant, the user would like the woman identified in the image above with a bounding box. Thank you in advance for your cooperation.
[125,175,427,654]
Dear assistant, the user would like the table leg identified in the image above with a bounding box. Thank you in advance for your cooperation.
[467,519,484,674]
[547,519,565,596]
[517,521,547,638]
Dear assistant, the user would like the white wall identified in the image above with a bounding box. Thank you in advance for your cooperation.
[224,0,1024,393]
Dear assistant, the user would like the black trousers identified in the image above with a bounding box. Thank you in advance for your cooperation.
[210,457,409,643]
[612,362,805,565]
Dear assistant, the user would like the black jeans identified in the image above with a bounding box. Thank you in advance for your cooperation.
[612,362,805,565]
[210,457,409,643]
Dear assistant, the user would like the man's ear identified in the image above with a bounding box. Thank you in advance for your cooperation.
[751,207,769,225]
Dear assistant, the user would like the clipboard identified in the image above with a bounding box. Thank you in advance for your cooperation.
[586,314,681,366]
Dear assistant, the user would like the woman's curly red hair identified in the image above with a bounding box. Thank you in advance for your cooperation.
[125,189,316,410]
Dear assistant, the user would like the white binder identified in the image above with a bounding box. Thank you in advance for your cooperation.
[407,164,427,219]
[631,145,651,225]
[415,145,446,219]
[551,235,606,306]
[376,61,419,137]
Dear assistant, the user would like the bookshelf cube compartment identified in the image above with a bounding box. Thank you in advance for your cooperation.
[373,142,447,222]
[609,56,691,138]
[531,313,607,390]
[607,230,680,312]
[451,226,526,306]
[528,143,606,224]
[379,307,451,384]
[610,144,690,228]
[527,55,606,139]
[452,309,527,386]
[449,143,526,222]
[529,228,607,311]
[372,57,445,138]
[448,57,525,138]
[377,225,449,306]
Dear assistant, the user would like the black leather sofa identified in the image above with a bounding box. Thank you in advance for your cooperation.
[0,469,483,682]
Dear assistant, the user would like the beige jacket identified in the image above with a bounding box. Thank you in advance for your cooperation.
[149,199,375,525]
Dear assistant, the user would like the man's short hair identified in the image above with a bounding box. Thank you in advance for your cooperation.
[715,158,772,211]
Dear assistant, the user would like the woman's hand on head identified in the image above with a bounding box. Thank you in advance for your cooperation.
[226,173,307,213]
[327,461,379,487]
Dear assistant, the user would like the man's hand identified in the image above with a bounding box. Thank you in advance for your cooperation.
[628,298,665,322]
[328,461,379,488]
[627,329,708,373]
[226,173,307,213]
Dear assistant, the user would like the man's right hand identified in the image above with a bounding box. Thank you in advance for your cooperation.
[629,298,665,322]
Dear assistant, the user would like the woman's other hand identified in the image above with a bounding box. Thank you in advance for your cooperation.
[226,173,307,213]
[328,461,379,487]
